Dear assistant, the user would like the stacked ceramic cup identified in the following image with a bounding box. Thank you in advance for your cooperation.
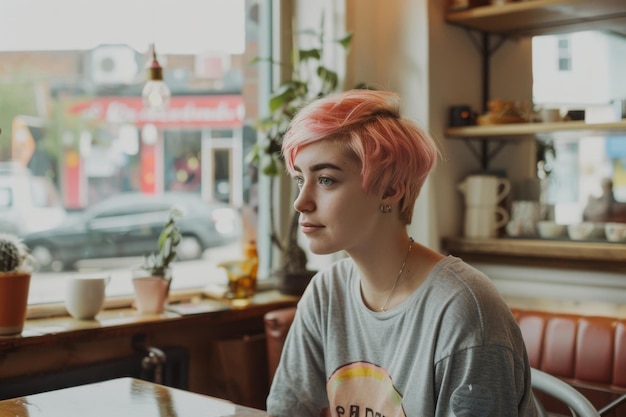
[457,175,511,238]
[507,200,542,237]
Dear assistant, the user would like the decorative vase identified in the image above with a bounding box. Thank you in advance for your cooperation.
[0,272,31,335]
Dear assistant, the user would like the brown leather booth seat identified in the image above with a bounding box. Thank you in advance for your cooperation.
[264,306,626,416]
[511,308,626,416]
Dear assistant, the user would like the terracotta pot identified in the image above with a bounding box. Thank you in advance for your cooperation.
[0,272,31,335]
[132,276,171,314]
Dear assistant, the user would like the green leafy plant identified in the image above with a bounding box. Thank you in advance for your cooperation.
[140,208,183,278]
[248,20,353,276]
[0,233,35,273]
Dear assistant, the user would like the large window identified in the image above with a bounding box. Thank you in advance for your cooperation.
[0,0,268,306]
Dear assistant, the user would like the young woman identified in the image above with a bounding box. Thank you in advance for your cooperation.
[266,89,538,417]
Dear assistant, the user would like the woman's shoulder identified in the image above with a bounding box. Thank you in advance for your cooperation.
[426,257,521,348]
[296,258,357,321]
[309,257,355,287]
[432,256,494,290]
[428,256,510,314]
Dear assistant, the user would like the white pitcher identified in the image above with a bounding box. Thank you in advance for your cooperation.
[457,175,511,207]
[464,206,510,238]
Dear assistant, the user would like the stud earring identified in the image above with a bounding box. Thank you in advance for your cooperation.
[380,204,392,214]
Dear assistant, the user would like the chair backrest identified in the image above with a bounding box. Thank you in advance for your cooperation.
[531,368,601,417]
[264,306,297,384]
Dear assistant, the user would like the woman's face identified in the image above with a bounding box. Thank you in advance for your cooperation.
[291,140,383,255]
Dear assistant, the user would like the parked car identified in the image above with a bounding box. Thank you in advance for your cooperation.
[0,162,67,236]
[22,192,242,272]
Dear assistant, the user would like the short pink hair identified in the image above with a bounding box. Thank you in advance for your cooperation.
[282,89,439,224]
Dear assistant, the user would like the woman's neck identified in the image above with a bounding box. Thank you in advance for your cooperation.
[353,241,444,312]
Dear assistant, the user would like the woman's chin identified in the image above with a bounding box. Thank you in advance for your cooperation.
[306,241,341,256]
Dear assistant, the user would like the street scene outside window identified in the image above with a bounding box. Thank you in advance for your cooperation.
[0,0,262,305]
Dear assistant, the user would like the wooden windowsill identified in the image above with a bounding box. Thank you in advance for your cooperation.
[25,287,208,320]
[1,290,299,350]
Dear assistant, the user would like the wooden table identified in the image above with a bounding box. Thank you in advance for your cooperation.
[0,377,268,417]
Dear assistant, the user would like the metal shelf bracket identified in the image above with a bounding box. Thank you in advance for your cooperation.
[462,138,508,171]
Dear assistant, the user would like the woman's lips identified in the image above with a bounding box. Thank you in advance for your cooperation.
[299,222,323,234]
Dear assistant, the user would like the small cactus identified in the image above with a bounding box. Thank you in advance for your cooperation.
[0,233,33,273]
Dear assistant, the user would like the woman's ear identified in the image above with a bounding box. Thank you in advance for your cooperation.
[381,184,405,204]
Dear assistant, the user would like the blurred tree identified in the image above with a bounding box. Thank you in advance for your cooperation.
[0,75,39,161]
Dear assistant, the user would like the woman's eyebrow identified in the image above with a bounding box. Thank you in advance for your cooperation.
[311,162,343,172]
[293,162,343,174]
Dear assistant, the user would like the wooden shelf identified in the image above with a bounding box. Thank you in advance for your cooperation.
[446,0,626,38]
[443,236,626,272]
[443,0,626,270]
[446,119,626,139]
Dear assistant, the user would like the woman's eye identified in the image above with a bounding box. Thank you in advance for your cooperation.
[318,176,334,186]
[294,176,304,188]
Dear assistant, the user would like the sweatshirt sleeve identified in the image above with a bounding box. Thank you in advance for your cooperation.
[266,279,329,417]
[433,344,537,417]
[429,259,538,417]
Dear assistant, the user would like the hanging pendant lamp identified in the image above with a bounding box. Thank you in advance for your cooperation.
[142,43,171,109]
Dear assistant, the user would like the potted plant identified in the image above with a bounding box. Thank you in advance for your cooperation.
[248,19,356,295]
[0,233,35,335]
[132,208,182,314]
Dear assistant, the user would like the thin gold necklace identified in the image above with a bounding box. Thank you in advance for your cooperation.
[380,237,414,312]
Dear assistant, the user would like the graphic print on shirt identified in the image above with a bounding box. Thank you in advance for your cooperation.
[325,361,406,417]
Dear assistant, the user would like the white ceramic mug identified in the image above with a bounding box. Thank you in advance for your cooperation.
[457,175,511,207]
[464,206,509,238]
[65,275,110,320]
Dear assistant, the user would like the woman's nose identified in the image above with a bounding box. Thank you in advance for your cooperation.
[293,185,315,213]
